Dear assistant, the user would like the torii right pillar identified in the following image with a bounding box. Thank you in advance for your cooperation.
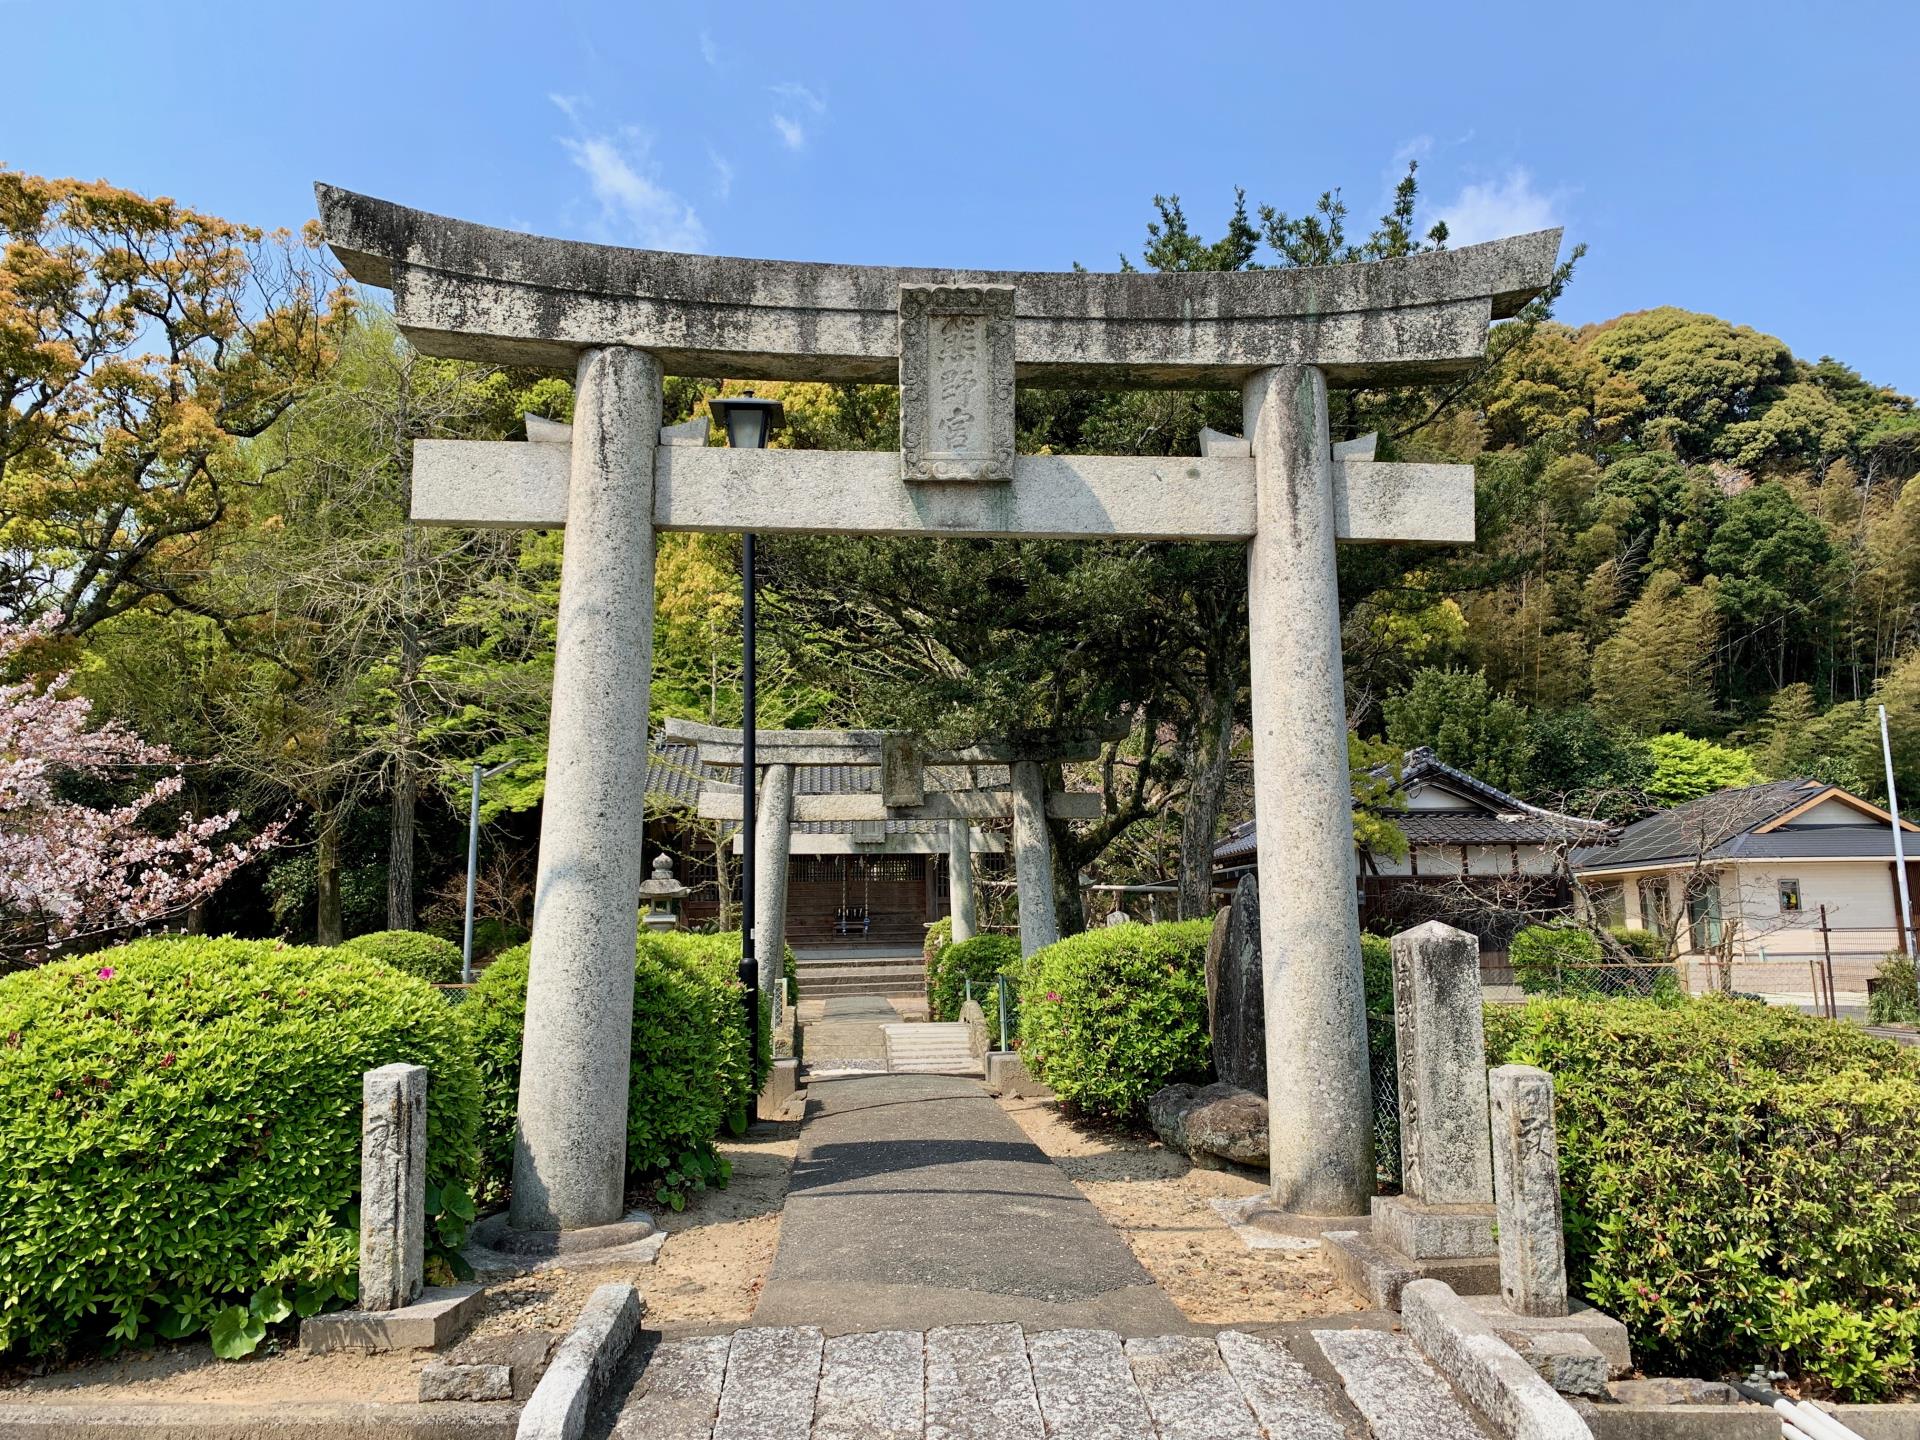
[1245,364,1374,1217]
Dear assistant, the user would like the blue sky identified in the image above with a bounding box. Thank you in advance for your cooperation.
[6,0,1917,392]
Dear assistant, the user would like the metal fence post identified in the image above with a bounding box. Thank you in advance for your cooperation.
[997,974,1010,1052]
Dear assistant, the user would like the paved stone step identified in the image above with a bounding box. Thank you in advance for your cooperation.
[1314,1327,1486,1440]
[608,1325,1450,1440]
[882,1023,980,1076]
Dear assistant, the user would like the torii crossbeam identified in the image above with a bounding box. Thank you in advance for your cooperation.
[315,183,1560,1235]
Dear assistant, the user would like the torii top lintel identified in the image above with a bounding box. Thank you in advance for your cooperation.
[315,185,1560,389]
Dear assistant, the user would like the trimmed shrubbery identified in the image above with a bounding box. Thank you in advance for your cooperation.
[0,938,480,1360]
[1015,920,1211,1120]
[1486,997,1920,1398]
[931,933,1021,1032]
[922,916,953,1009]
[465,929,764,1210]
[1510,922,1680,1002]
[342,929,464,985]
[1868,952,1918,1024]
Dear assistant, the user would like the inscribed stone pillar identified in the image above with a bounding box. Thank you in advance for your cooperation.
[754,762,795,1023]
[511,346,660,1232]
[1393,921,1495,1206]
[1489,1064,1570,1317]
[360,1063,426,1311]
[948,819,978,943]
[1010,760,1060,956]
[1244,364,1373,1216]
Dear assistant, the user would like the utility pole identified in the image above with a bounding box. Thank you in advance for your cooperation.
[1881,705,1913,957]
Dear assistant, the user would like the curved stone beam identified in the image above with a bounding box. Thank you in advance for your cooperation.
[315,185,1560,388]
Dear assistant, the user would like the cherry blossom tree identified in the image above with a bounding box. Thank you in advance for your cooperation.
[0,619,280,967]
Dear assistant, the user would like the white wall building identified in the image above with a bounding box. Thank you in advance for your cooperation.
[1571,778,1919,1003]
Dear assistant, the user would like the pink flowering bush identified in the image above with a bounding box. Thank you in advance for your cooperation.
[1013,920,1212,1120]
[0,619,279,967]
[0,936,481,1360]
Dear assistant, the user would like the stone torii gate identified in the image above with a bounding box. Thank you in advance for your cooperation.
[664,717,1111,1009]
[315,183,1559,1236]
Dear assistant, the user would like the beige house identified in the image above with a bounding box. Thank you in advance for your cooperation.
[1571,778,1919,1003]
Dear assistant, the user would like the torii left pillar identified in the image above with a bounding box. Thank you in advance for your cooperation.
[753,763,795,1024]
[511,347,661,1232]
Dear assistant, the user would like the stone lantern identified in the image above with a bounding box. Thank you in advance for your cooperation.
[637,853,691,933]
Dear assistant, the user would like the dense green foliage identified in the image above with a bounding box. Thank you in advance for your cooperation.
[1015,921,1211,1119]
[930,934,1021,1033]
[1868,953,1919,1024]
[922,916,953,1006]
[1486,999,1920,1397]
[343,929,464,985]
[464,930,763,1209]
[0,938,480,1359]
[1510,924,1680,1000]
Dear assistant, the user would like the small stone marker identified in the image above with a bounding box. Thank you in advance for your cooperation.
[1489,1064,1570,1318]
[1393,922,1495,1207]
[360,1063,427,1312]
[898,284,1015,482]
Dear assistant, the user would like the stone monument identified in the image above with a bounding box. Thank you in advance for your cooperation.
[1322,922,1501,1309]
[1208,876,1266,1092]
[1467,1063,1634,1387]
[314,181,1559,1232]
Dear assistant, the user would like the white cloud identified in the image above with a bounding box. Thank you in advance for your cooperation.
[709,149,735,201]
[770,81,826,114]
[698,29,719,68]
[1434,168,1562,246]
[1393,134,1433,166]
[551,98,706,252]
[771,114,806,150]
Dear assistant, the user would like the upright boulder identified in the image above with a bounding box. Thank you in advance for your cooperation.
[1207,876,1266,1092]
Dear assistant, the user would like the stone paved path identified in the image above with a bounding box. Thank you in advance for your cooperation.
[608,1323,1491,1440]
[751,1072,1188,1334]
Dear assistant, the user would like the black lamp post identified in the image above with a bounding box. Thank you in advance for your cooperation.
[706,393,786,1082]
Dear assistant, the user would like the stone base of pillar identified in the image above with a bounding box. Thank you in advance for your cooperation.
[757,1058,801,1121]
[300,1283,484,1354]
[1371,1194,1498,1260]
[1320,1225,1501,1313]
[985,1050,1051,1099]
[1462,1295,1633,1379]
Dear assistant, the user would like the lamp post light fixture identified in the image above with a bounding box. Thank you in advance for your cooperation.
[708,392,786,1078]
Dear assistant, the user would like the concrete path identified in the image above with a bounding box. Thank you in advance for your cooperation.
[751,1073,1189,1334]
[609,1322,1491,1440]
[801,995,902,1071]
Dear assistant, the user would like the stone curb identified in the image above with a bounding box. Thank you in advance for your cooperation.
[0,1400,518,1438]
[514,1283,644,1440]
[1579,1402,1920,1440]
[1401,1278,1591,1440]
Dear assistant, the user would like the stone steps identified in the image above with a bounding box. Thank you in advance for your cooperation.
[608,1324,1492,1440]
[795,958,927,1000]
[882,1023,980,1076]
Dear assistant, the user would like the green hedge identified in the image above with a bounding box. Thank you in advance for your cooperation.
[0,938,480,1360]
[1015,920,1211,1120]
[343,929,464,985]
[932,934,1021,1032]
[922,916,954,1008]
[1486,998,1920,1398]
[1511,923,1680,1002]
[1868,953,1918,1024]
[466,930,764,1210]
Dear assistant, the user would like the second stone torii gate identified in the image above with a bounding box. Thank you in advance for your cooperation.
[665,717,1113,1011]
[314,182,1560,1236]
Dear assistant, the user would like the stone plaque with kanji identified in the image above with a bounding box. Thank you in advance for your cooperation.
[898,283,1015,482]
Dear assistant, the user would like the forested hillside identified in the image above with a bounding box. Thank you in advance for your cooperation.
[4,164,1916,949]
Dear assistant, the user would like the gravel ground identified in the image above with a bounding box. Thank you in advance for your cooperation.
[997,1095,1364,1326]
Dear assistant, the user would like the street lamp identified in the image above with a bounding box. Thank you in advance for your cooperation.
[462,758,518,984]
[708,392,786,1079]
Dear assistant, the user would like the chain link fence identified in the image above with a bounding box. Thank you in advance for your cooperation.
[1368,1014,1401,1190]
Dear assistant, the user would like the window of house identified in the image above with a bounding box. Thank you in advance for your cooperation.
[1778,878,1802,914]
[1637,877,1670,932]
[1588,882,1626,928]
